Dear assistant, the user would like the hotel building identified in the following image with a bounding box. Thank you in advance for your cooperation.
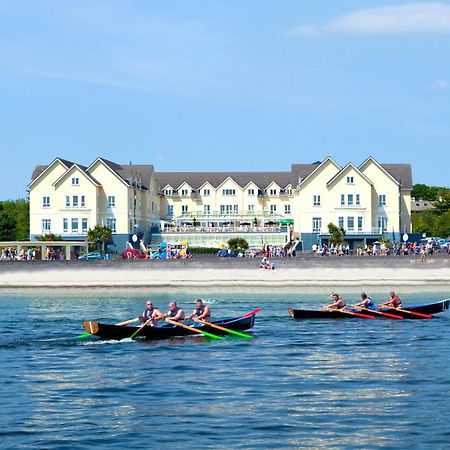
[29,156,412,252]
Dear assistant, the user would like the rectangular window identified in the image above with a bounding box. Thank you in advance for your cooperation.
[203,189,210,196]
[338,216,344,229]
[71,218,78,232]
[347,194,354,206]
[284,204,291,214]
[378,194,386,207]
[356,194,360,206]
[358,216,363,231]
[163,189,173,196]
[108,196,116,208]
[270,204,277,213]
[42,219,51,232]
[222,189,236,196]
[346,176,354,184]
[347,216,354,231]
[167,205,174,216]
[377,216,388,232]
[71,177,79,186]
[248,189,255,196]
[81,195,86,207]
[42,196,50,208]
[65,196,70,208]
[63,218,68,233]
[313,195,321,207]
[72,195,79,208]
[340,194,345,206]
[285,188,292,195]
[269,189,277,196]
[248,204,255,212]
[106,218,116,233]
[82,218,88,232]
[204,205,210,214]
[312,217,322,233]
[181,189,189,196]
[181,205,188,214]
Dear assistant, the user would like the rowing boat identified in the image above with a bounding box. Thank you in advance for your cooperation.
[288,299,449,320]
[82,313,256,340]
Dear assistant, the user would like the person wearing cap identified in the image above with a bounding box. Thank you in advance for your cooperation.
[186,298,211,321]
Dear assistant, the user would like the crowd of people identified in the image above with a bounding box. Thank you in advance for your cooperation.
[1,247,37,261]
[323,291,402,311]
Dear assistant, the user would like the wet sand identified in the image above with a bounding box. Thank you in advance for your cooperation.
[0,255,449,293]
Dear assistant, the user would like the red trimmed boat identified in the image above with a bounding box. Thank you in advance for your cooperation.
[288,299,449,320]
[83,312,256,340]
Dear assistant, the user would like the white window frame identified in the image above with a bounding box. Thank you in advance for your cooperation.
[377,216,388,233]
[71,177,80,186]
[346,176,354,184]
[181,189,189,196]
[82,218,88,233]
[65,196,70,208]
[181,205,189,214]
[313,195,321,207]
[222,189,236,196]
[108,196,116,208]
[347,194,354,206]
[312,217,322,233]
[347,216,354,231]
[270,204,277,214]
[72,195,79,208]
[63,218,68,233]
[248,189,255,196]
[42,196,50,208]
[340,194,345,207]
[356,194,360,206]
[71,218,79,232]
[42,219,51,232]
[338,216,344,228]
[378,194,387,207]
[204,205,210,214]
[284,204,291,214]
[81,195,86,208]
[167,205,174,216]
[248,204,255,212]
[358,216,363,231]
[203,189,210,196]
[106,217,116,233]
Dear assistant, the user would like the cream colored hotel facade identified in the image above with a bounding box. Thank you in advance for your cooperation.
[29,156,412,252]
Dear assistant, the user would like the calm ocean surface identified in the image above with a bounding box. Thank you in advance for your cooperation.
[1,290,450,450]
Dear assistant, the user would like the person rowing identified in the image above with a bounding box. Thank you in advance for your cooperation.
[379,291,403,309]
[354,292,376,310]
[162,301,186,322]
[323,292,346,310]
[140,300,164,326]
[186,298,211,321]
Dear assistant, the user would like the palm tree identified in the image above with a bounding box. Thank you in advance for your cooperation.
[87,225,112,254]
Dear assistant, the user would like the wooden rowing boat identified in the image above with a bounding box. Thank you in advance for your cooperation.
[288,299,449,320]
[83,313,256,340]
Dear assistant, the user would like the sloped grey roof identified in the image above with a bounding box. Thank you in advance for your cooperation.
[381,164,413,190]
[155,171,295,191]
[290,164,322,185]
[98,158,155,190]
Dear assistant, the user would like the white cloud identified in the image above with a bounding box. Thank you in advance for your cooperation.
[290,3,450,36]
[427,79,450,91]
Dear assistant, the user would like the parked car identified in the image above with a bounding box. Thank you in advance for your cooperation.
[217,249,238,257]
[78,252,103,260]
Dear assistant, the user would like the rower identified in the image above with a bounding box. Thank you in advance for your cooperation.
[186,298,211,321]
[379,291,403,309]
[140,300,163,325]
[354,292,375,310]
[163,301,186,322]
[323,292,346,310]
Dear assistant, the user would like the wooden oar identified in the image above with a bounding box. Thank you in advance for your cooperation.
[77,317,140,339]
[351,305,403,320]
[326,308,375,319]
[386,307,433,319]
[165,318,223,340]
[194,318,253,339]
[130,318,153,339]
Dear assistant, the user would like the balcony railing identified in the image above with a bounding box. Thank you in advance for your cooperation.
[164,211,288,220]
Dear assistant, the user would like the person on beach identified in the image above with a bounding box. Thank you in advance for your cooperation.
[323,293,346,310]
[379,291,402,309]
[140,300,163,325]
[162,301,186,322]
[354,292,375,310]
[186,298,211,321]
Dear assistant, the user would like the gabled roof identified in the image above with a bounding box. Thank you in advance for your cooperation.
[359,157,412,190]
[155,172,295,191]
[326,163,373,187]
[29,157,76,188]
[292,156,341,187]
[52,163,101,188]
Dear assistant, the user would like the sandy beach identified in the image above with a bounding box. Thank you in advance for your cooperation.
[1,255,449,293]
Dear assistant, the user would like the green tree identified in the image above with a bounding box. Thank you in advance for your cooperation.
[37,233,63,241]
[0,214,17,240]
[227,237,249,252]
[0,199,29,240]
[327,223,345,246]
[87,225,112,253]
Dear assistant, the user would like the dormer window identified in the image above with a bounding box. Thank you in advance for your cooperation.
[72,177,80,186]
[181,189,189,196]
[269,189,277,196]
[223,189,236,196]
[346,176,354,184]
[203,189,210,196]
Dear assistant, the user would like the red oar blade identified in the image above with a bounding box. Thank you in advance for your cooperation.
[242,308,262,318]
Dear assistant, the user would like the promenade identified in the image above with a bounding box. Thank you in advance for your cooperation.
[1,254,449,292]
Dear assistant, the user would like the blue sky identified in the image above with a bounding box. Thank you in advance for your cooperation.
[1,1,450,200]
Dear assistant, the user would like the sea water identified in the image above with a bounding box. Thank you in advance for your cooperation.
[1,291,449,449]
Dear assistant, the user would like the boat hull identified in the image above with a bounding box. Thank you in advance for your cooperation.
[288,299,449,320]
[83,314,255,340]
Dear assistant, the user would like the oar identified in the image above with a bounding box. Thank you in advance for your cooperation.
[241,308,262,318]
[165,318,223,340]
[130,318,153,339]
[194,318,253,339]
[385,307,433,319]
[326,308,375,319]
[77,317,140,339]
[351,305,403,320]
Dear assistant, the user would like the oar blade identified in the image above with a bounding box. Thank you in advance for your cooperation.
[200,330,224,340]
[222,328,253,339]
